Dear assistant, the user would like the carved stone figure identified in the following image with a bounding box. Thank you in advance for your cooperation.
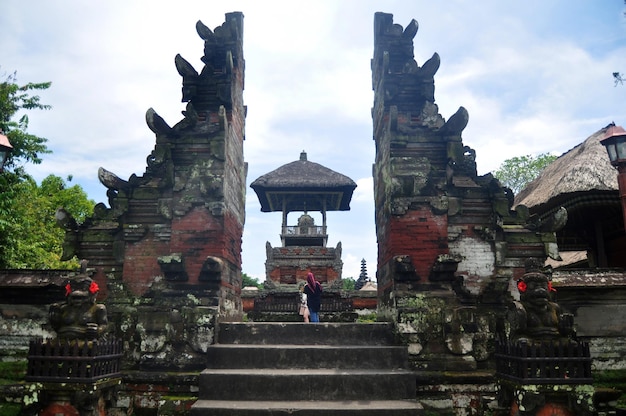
[509,272,574,343]
[49,277,108,341]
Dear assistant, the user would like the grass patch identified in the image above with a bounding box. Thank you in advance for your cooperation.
[356,313,378,323]
[594,369,626,389]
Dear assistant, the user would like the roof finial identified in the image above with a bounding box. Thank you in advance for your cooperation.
[300,150,307,161]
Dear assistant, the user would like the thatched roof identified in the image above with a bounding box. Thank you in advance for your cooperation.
[250,151,357,212]
[515,126,618,210]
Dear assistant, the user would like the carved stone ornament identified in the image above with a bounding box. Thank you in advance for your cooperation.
[49,277,108,341]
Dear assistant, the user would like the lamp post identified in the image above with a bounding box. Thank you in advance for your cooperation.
[0,131,13,172]
[600,123,626,230]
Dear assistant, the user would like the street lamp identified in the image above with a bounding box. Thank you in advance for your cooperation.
[0,131,13,172]
[600,123,626,230]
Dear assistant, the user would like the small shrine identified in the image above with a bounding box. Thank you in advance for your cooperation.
[250,151,356,285]
[25,275,122,416]
[496,265,594,415]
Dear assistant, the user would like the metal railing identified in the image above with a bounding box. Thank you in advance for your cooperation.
[282,225,326,236]
[495,339,592,384]
[26,338,123,383]
[254,292,353,313]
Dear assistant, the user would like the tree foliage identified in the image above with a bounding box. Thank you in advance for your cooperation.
[0,71,52,173]
[342,277,356,291]
[493,153,557,195]
[242,272,262,289]
[0,175,94,269]
[0,71,94,269]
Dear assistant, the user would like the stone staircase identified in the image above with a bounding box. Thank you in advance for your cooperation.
[190,322,423,415]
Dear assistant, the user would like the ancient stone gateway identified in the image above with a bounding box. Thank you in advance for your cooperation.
[49,11,595,415]
[57,14,247,374]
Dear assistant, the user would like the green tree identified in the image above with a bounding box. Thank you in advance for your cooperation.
[493,153,557,194]
[242,272,262,289]
[342,277,356,291]
[0,174,94,269]
[0,71,52,174]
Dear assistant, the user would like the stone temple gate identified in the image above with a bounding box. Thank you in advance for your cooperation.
[370,10,561,372]
[44,10,593,415]
[56,14,247,373]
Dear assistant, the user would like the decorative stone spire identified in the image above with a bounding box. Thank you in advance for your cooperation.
[355,258,369,290]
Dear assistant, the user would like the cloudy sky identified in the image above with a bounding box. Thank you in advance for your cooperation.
[2,1,625,282]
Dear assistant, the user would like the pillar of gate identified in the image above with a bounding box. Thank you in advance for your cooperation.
[370,12,561,411]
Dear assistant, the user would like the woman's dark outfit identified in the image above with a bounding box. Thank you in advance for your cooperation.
[304,273,322,323]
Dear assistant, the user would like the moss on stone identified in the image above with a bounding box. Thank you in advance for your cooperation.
[594,369,626,405]
[0,361,27,385]
[594,369,626,385]
[0,403,21,416]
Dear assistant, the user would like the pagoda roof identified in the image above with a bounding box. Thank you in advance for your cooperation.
[250,151,357,212]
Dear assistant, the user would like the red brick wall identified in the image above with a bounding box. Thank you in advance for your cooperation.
[268,266,339,285]
[123,239,169,295]
[380,207,448,280]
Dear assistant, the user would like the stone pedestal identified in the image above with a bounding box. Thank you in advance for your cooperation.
[499,382,595,416]
[496,339,594,415]
[31,379,120,416]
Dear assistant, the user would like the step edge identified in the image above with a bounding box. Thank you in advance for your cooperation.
[192,399,423,410]
[200,368,416,375]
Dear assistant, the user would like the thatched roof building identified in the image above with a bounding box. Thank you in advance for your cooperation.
[515,125,624,268]
[515,127,617,209]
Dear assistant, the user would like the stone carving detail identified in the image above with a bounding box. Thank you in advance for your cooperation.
[158,253,188,281]
[175,18,242,116]
[509,271,574,344]
[199,256,224,282]
[444,307,491,361]
[393,255,419,281]
[498,270,593,415]
[98,167,130,192]
[430,254,461,282]
[440,106,469,136]
[145,107,173,135]
[49,277,108,341]
[526,206,568,233]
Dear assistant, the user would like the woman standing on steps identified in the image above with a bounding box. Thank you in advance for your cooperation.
[303,272,322,323]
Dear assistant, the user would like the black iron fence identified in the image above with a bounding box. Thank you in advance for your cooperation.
[26,338,123,383]
[495,339,592,384]
[253,292,353,313]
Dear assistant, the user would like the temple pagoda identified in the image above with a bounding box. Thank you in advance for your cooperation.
[250,151,357,285]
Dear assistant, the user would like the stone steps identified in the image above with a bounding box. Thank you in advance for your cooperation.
[206,344,408,369]
[192,400,423,415]
[198,368,416,401]
[190,322,423,415]
[215,322,397,345]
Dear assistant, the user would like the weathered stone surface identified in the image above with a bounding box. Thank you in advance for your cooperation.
[371,12,575,414]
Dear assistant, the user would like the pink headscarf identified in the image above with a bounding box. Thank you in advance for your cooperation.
[306,272,321,292]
